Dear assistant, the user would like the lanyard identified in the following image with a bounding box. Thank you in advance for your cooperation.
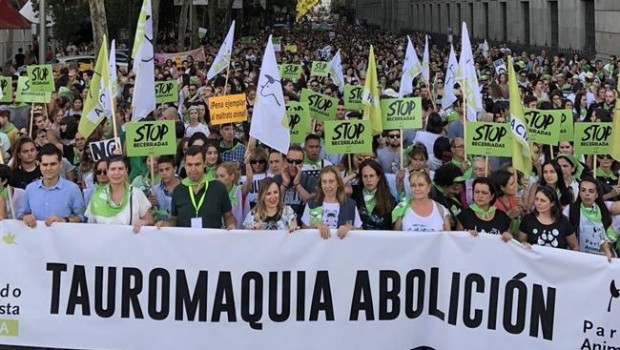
[188,181,208,217]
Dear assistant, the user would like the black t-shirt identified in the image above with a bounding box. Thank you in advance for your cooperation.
[519,213,575,249]
[457,208,511,236]
[171,180,232,229]
[10,167,42,189]
[351,185,395,231]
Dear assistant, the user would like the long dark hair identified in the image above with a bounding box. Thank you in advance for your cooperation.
[472,177,498,205]
[568,177,612,236]
[357,159,395,215]
[492,169,513,197]
[534,186,562,220]
[540,159,573,206]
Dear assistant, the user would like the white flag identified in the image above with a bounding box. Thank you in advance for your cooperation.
[459,22,483,122]
[398,36,422,97]
[421,35,430,86]
[441,45,458,111]
[249,35,290,154]
[131,0,156,121]
[109,39,118,99]
[206,20,235,80]
[329,49,345,92]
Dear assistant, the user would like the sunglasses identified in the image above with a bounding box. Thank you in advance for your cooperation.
[250,159,267,165]
[597,155,613,160]
[96,169,107,175]
[286,158,303,165]
[388,134,400,138]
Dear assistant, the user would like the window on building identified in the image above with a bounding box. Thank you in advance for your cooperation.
[584,0,595,52]
[522,1,530,44]
[483,2,489,39]
[469,3,474,37]
[549,1,559,47]
[501,2,508,42]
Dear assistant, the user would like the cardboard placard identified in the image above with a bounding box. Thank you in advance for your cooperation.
[324,120,373,154]
[15,77,51,104]
[89,138,121,161]
[286,101,311,144]
[524,108,562,145]
[0,77,12,103]
[155,80,179,104]
[344,84,363,110]
[26,65,55,92]
[125,120,177,157]
[310,61,329,77]
[573,122,612,155]
[465,122,513,157]
[380,97,423,130]
[300,88,338,121]
[279,64,302,81]
[208,93,248,125]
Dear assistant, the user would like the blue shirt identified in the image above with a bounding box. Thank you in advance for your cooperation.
[17,177,86,221]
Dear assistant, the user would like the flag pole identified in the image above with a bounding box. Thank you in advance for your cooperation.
[28,103,35,137]
[400,128,404,170]
[224,63,230,96]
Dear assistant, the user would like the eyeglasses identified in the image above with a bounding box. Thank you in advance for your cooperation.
[96,169,107,175]
[286,158,303,165]
[597,155,613,160]
[250,159,267,165]
[388,134,400,138]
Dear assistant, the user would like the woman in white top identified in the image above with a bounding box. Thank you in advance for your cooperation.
[185,106,210,138]
[392,170,451,232]
[85,156,153,233]
[412,112,444,170]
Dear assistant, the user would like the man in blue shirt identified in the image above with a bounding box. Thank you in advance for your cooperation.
[17,144,85,228]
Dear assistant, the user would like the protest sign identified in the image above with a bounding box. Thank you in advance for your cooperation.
[15,77,51,104]
[286,101,311,144]
[279,64,302,81]
[208,94,248,125]
[301,89,338,121]
[273,37,282,52]
[574,122,612,155]
[155,80,179,104]
[310,61,329,77]
[89,138,121,161]
[155,47,207,65]
[125,120,177,156]
[284,44,298,53]
[26,65,55,92]
[493,59,506,75]
[465,122,513,156]
[524,108,562,145]
[344,84,363,110]
[555,109,574,142]
[324,120,372,154]
[380,97,422,129]
[0,77,12,103]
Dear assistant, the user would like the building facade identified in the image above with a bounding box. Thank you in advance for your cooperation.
[348,0,619,57]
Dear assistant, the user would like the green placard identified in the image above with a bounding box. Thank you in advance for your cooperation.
[555,109,574,142]
[573,122,612,155]
[286,101,311,144]
[310,61,329,77]
[26,64,55,92]
[380,97,422,130]
[0,77,12,103]
[155,80,179,104]
[524,108,562,145]
[324,120,373,154]
[15,76,51,103]
[279,64,302,81]
[344,84,363,110]
[465,122,513,157]
[300,88,338,121]
[125,120,177,157]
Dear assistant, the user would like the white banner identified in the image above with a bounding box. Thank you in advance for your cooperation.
[0,220,618,350]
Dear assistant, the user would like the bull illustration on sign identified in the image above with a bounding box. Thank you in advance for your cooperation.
[260,74,282,106]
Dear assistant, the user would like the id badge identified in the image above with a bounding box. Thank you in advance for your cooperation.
[191,217,202,228]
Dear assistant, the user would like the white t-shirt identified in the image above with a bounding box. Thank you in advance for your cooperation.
[85,187,152,225]
[401,201,448,232]
[301,201,363,229]
[562,202,612,256]
[185,123,210,138]
[240,173,268,207]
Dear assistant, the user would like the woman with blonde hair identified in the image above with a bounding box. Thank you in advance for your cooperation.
[216,161,245,228]
[243,177,297,231]
[301,166,362,239]
[241,145,270,208]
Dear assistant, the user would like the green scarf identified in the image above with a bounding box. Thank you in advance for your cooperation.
[309,206,323,225]
[596,167,618,180]
[89,184,131,218]
[181,174,209,187]
[580,203,618,244]
[206,165,217,181]
[0,187,7,201]
[228,185,239,206]
[469,204,496,220]
[363,188,377,214]
[1,123,16,134]
[391,196,411,223]
[304,157,320,167]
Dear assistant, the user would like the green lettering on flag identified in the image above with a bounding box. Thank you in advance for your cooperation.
[0,77,12,103]
[15,77,51,103]
[279,64,302,81]
[26,65,55,92]
[0,319,18,336]
[300,88,338,121]
[286,101,311,144]
[380,97,422,129]
[524,108,562,145]
[465,121,513,157]
[344,84,363,110]
[126,120,177,157]
[324,120,372,154]
[310,61,329,77]
[574,122,612,155]
[155,80,179,104]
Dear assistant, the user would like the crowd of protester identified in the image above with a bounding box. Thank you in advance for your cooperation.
[0,17,618,264]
